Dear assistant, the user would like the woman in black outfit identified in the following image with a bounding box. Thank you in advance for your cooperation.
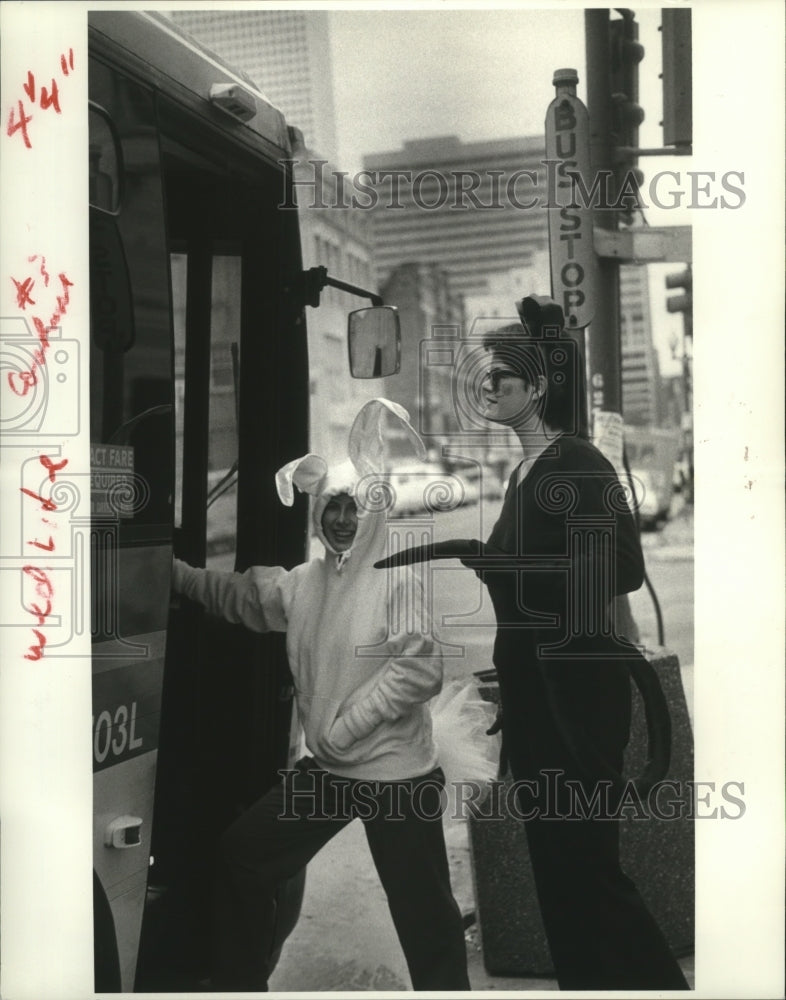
[377,297,689,989]
[473,301,689,990]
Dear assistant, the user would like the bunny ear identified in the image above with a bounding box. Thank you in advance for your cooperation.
[275,453,328,506]
[348,398,426,475]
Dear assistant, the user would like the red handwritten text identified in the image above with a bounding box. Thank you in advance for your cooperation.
[6,100,33,149]
[6,49,74,150]
[23,565,54,625]
[7,267,73,396]
[27,536,56,552]
[40,454,68,482]
[21,454,69,661]
[12,275,35,308]
[20,487,58,512]
[25,630,47,662]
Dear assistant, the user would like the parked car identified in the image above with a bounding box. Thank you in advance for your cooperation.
[447,461,507,502]
[629,467,666,528]
[386,462,475,517]
[625,425,682,529]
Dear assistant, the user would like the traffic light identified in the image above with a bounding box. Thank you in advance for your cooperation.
[665,266,692,337]
[609,9,645,225]
[660,9,692,148]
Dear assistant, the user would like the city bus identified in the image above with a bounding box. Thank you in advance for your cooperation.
[88,11,396,991]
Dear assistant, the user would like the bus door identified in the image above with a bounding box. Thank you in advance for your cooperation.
[132,109,309,988]
[89,45,310,993]
[89,14,400,990]
[89,57,175,994]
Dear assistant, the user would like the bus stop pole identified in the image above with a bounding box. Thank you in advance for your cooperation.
[584,9,639,643]
[584,8,623,419]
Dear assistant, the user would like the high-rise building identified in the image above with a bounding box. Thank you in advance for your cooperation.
[364,135,549,302]
[292,153,382,463]
[620,265,663,426]
[379,263,465,448]
[364,134,666,428]
[167,9,338,163]
[165,10,379,460]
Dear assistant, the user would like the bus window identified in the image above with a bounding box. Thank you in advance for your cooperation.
[206,255,241,570]
[89,105,122,214]
[171,252,187,530]
[171,251,241,570]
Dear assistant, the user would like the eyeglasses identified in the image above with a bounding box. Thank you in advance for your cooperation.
[482,367,526,392]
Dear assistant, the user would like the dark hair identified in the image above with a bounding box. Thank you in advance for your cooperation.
[482,322,580,433]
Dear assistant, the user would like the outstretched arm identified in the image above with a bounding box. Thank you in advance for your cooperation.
[172,558,297,633]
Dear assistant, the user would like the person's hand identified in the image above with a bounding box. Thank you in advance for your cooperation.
[485,707,503,736]
[328,716,357,752]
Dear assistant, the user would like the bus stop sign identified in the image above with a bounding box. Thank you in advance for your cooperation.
[545,68,598,330]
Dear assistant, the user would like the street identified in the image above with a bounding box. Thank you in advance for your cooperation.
[631,500,694,665]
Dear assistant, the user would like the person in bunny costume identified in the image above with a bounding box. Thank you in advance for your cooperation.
[171,399,470,992]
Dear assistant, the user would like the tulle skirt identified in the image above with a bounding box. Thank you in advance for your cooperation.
[430,678,502,819]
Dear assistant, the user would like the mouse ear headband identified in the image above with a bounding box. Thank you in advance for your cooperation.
[275,398,425,506]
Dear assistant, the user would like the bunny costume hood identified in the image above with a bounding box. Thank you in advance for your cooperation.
[173,399,442,780]
[276,398,426,571]
[279,455,379,572]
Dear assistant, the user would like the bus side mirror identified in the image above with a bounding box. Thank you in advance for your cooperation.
[347,306,401,378]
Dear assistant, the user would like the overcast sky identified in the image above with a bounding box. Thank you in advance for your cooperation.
[330,7,586,171]
[330,6,670,174]
[328,5,689,373]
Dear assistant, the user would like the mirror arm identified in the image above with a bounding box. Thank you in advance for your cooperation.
[297,266,383,308]
[323,274,384,307]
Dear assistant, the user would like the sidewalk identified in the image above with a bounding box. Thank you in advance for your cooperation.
[269,808,695,993]
[268,811,561,992]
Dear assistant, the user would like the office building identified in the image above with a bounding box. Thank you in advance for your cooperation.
[166,10,379,460]
[365,134,665,428]
[293,153,382,463]
[619,265,663,426]
[167,8,338,162]
[379,262,465,449]
[364,135,549,302]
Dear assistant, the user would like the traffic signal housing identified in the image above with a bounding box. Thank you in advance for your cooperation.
[609,9,645,225]
[666,266,692,338]
[660,9,692,148]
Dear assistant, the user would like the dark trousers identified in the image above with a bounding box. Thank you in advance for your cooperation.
[212,756,470,991]
[521,808,690,990]
[502,657,690,991]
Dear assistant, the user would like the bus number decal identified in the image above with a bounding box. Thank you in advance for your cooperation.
[93,701,144,765]
[92,658,163,771]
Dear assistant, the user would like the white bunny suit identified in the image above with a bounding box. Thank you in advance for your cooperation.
[170,399,470,992]
[172,399,440,779]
